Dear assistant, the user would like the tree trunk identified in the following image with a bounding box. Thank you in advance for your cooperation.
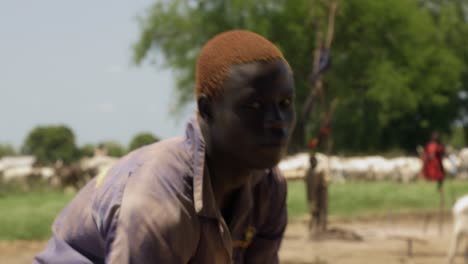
[464,124,468,146]
[306,156,328,237]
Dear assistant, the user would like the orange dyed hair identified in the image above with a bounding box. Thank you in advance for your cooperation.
[195,30,289,99]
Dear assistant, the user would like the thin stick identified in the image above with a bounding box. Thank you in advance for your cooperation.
[438,187,445,236]
[325,2,338,49]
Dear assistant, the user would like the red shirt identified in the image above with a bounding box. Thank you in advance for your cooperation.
[422,141,445,181]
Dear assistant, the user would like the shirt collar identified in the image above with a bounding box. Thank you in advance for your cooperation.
[185,116,217,218]
[185,116,263,219]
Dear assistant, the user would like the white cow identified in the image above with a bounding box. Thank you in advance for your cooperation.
[447,195,468,264]
[0,156,36,182]
[278,153,310,180]
[2,166,34,181]
[392,157,421,183]
[458,148,468,179]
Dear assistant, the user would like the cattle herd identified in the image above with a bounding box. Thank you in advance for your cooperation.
[279,148,468,183]
[1,148,468,187]
[0,155,117,188]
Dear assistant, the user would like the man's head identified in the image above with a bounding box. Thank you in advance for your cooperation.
[196,30,296,169]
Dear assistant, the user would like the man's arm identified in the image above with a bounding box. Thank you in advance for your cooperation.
[105,182,199,264]
[243,169,287,264]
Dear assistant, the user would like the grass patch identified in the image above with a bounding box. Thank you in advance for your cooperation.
[1,179,468,240]
[287,179,468,218]
[0,190,74,240]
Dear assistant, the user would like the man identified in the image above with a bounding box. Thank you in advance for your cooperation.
[305,118,331,236]
[421,132,445,190]
[34,30,296,263]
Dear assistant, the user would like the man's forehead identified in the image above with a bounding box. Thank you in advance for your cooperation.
[216,60,293,101]
[227,62,264,84]
[225,60,286,86]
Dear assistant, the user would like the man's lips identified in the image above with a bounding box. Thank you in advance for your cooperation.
[259,138,288,147]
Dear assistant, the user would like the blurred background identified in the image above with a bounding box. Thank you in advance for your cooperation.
[1,0,468,263]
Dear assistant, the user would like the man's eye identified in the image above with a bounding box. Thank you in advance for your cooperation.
[280,98,292,108]
[247,101,262,110]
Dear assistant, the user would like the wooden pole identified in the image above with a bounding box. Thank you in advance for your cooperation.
[305,0,339,236]
[438,186,445,236]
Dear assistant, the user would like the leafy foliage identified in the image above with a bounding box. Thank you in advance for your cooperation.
[327,0,465,152]
[0,144,16,158]
[101,141,127,157]
[134,0,468,153]
[22,125,79,165]
[79,144,96,158]
[129,132,159,151]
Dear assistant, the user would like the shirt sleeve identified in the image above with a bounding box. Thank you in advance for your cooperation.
[243,168,288,264]
[439,144,445,156]
[33,235,95,264]
[105,180,199,264]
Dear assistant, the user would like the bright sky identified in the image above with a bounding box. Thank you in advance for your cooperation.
[0,0,194,149]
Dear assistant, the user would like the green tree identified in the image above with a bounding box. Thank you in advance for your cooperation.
[79,144,96,158]
[434,0,468,146]
[327,0,464,152]
[129,132,159,151]
[22,125,79,165]
[101,141,127,157]
[134,0,467,153]
[0,144,16,158]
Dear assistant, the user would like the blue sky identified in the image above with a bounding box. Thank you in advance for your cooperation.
[0,0,194,149]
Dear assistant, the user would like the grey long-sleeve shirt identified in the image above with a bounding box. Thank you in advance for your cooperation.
[34,117,287,264]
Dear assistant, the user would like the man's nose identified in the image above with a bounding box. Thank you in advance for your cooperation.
[264,104,288,129]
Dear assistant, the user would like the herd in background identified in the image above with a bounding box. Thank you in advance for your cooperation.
[0,153,117,189]
[1,148,468,187]
[280,148,468,183]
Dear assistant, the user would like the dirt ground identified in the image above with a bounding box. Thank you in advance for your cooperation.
[1,214,465,264]
[280,214,464,264]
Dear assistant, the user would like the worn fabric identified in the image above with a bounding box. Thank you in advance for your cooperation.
[422,141,445,181]
[34,117,287,264]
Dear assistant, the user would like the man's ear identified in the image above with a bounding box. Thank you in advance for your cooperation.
[197,94,213,122]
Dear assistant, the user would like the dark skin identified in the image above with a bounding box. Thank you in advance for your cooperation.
[198,59,296,223]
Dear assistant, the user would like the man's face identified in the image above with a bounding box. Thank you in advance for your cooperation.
[208,59,296,169]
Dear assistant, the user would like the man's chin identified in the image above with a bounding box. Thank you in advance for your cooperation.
[249,151,284,169]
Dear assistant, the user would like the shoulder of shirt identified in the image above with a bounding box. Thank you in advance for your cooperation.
[123,136,192,183]
[121,137,200,227]
[254,166,287,195]
[82,136,195,236]
[93,136,192,200]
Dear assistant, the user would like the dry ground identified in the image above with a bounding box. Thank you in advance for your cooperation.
[280,214,464,264]
[1,214,465,264]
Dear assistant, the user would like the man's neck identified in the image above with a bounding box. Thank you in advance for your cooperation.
[199,118,253,210]
[206,154,252,210]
